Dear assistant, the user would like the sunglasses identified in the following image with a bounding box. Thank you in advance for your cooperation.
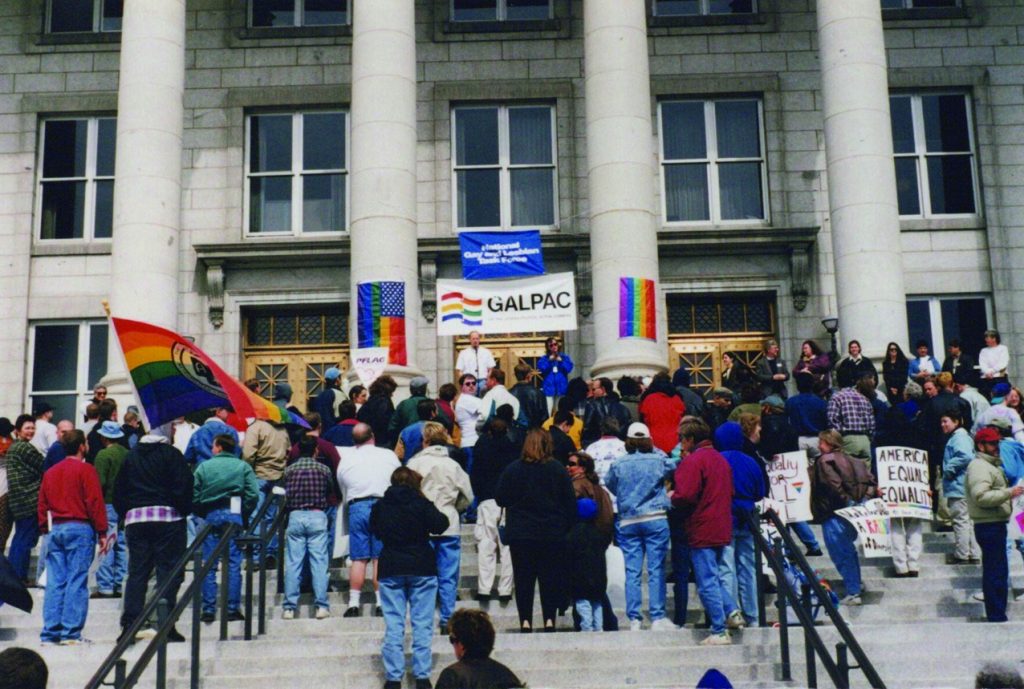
[464,381,477,387]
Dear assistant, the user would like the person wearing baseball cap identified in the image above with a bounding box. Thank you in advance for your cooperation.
[314,366,345,429]
[967,426,1024,622]
[93,421,129,598]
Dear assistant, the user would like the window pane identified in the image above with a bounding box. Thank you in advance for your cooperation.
[905,301,933,354]
[926,155,975,214]
[94,180,114,238]
[274,316,297,345]
[509,107,552,165]
[303,113,345,171]
[304,0,346,25]
[661,102,707,160]
[40,181,86,239]
[457,169,501,227]
[453,0,498,21]
[922,95,970,153]
[250,115,292,172]
[940,298,987,359]
[49,0,95,32]
[665,164,710,222]
[88,324,108,390]
[96,118,117,177]
[250,176,292,232]
[914,0,958,7]
[32,395,78,427]
[248,315,272,345]
[718,162,763,220]
[43,120,88,178]
[709,0,754,13]
[656,0,700,15]
[455,108,499,166]
[101,0,123,31]
[33,324,79,392]
[715,101,760,158]
[511,168,554,226]
[895,157,921,216]
[252,0,295,26]
[507,0,550,20]
[302,174,345,232]
[889,96,915,154]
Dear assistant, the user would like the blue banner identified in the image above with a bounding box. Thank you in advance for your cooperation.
[459,231,545,280]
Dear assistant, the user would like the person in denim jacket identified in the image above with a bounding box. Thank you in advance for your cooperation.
[604,422,678,631]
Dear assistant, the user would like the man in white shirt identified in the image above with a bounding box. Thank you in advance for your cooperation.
[335,423,400,618]
[585,417,627,487]
[479,369,520,424]
[30,404,58,454]
[454,375,482,455]
[979,328,1011,397]
[455,331,496,399]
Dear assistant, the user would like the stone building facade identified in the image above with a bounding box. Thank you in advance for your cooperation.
[1,0,1020,419]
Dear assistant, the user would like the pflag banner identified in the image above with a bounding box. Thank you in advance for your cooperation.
[111,317,308,430]
[437,272,577,336]
[357,281,407,366]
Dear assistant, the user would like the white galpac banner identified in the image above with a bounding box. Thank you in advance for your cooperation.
[436,272,578,336]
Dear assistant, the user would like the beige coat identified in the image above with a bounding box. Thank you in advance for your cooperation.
[966,451,1012,524]
[407,445,473,538]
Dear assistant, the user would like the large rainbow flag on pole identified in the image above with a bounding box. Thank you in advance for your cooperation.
[111,316,308,430]
[619,277,657,340]
[357,281,407,366]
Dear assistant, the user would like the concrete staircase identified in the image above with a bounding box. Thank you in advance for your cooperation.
[3,523,1023,689]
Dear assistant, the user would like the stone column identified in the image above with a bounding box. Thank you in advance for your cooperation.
[348,0,422,387]
[817,0,908,357]
[104,0,186,391]
[583,0,666,379]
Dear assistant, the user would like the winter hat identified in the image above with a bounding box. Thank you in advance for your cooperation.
[992,382,1012,403]
[576,497,598,521]
[273,383,293,402]
[696,669,733,689]
[762,395,785,411]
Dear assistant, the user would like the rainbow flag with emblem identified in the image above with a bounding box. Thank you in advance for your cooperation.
[357,281,407,366]
[112,317,308,430]
[619,277,657,340]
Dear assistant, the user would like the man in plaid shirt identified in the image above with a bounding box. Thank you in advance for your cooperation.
[826,369,876,462]
[282,435,335,620]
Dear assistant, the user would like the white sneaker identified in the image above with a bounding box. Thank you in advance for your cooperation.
[973,591,985,602]
[725,609,746,629]
[1015,591,1024,602]
[649,618,679,631]
[700,633,731,646]
[282,609,295,620]
[841,594,862,606]
[315,607,330,620]
[629,619,643,631]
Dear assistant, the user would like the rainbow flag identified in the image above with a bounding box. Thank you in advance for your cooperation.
[357,281,407,366]
[112,317,308,430]
[619,277,657,340]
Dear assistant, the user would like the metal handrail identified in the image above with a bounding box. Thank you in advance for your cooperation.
[236,493,288,639]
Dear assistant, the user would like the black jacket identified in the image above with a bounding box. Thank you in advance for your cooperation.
[113,440,193,518]
[835,356,876,387]
[567,520,608,601]
[922,391,973,458]
[370,484,449,579]
[581,396,632,446]
[549,426,576,466]
[495,459,576,543]
[942,352,978,384]
[435,658,525,689]
[357,395,395,448]
[758,413,799,463]
[510,383,548,429]
[471,431,522,503]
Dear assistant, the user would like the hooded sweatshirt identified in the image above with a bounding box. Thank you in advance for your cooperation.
[713,422,767,531]
[370,484,449,578]
[113,436,194,518]
[406,444,474,538]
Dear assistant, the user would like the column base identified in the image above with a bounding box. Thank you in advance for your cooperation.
[589,352,667,381]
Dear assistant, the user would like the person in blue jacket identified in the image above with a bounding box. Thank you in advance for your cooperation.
[536,337,573,414]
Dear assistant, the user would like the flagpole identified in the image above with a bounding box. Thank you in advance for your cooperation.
[102,300,155,435]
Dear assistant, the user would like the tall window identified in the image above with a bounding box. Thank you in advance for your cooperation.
[906,296,990,359]
[452,104,557,229]
[37,117,116,241]
[654,0,756,16]
[882,0,958,9]
[29,321,109,423]
[890,93,978,217]
[659,98,767,224]
[250,0,349,27]
[452,0,551,21]
[47,0,122,33]
[246,111,348,235]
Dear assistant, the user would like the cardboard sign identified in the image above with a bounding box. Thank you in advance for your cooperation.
[350,347,389,387]
[876,446,932,520]
[767,451,813,523]
[437,272,578,335]
[459,230,545,280]
[835,499,892,558]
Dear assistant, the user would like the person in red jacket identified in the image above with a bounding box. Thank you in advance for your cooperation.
[638,373,686,454]
[37,430,108,645]
[672,417,736,646]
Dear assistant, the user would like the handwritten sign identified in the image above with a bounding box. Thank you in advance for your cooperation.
[835,499,891,558]
[876,446,932,520]
[350,347,388,388]
[767,451,812,523]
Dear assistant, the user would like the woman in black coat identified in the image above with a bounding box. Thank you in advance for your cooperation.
[882,342,910,405]
[357,375,397,448]
[495,428,577,633]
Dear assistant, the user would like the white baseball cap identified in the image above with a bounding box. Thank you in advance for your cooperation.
[627,422,651,439]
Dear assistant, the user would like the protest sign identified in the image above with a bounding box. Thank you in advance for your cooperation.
[459,230,545,280]
[350,347,389,387]
[767,451,812,523]
[437,272,577,336]
[876,446,932,520]
[835,499,891,558]
[1010,481,1024,539]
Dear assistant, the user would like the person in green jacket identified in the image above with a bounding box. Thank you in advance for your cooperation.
[93,421,129,597]
[193,434,259,623]
[966,427,1024,623]
[388,377,430,442]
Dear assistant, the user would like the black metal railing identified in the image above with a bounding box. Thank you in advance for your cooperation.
[745,509,886,689]
[236,493,288,639]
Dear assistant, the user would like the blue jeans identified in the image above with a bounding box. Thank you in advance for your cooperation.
[380,575,438,681]
[253,479,279,558]
[576,598,602,632]
[431,536,461,625]
[721,528,758,624]
[95,504,128,593]
[36,533,49,582]
[790,521,821,551]
[616,518,670,622]
[200,509,243,614]
[41,522,95,642]
[690,546,736,635]
[284,510,329,611]
[9,516,38,581]
[822,516,861,596]
[976,521,1009,622]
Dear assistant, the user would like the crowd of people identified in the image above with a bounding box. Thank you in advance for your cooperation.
[1,327,1023,687]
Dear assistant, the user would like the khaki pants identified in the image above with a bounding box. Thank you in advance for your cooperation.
[840,433,871,461]
[474,499,513,596]
[948,498,980,560]
[890,518,924,573]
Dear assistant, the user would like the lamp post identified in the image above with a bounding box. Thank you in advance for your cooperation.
[822,316,839,365]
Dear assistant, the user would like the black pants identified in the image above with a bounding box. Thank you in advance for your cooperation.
[509,540,565,625]
[975,521,1009,622]
[121,521,187,630]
